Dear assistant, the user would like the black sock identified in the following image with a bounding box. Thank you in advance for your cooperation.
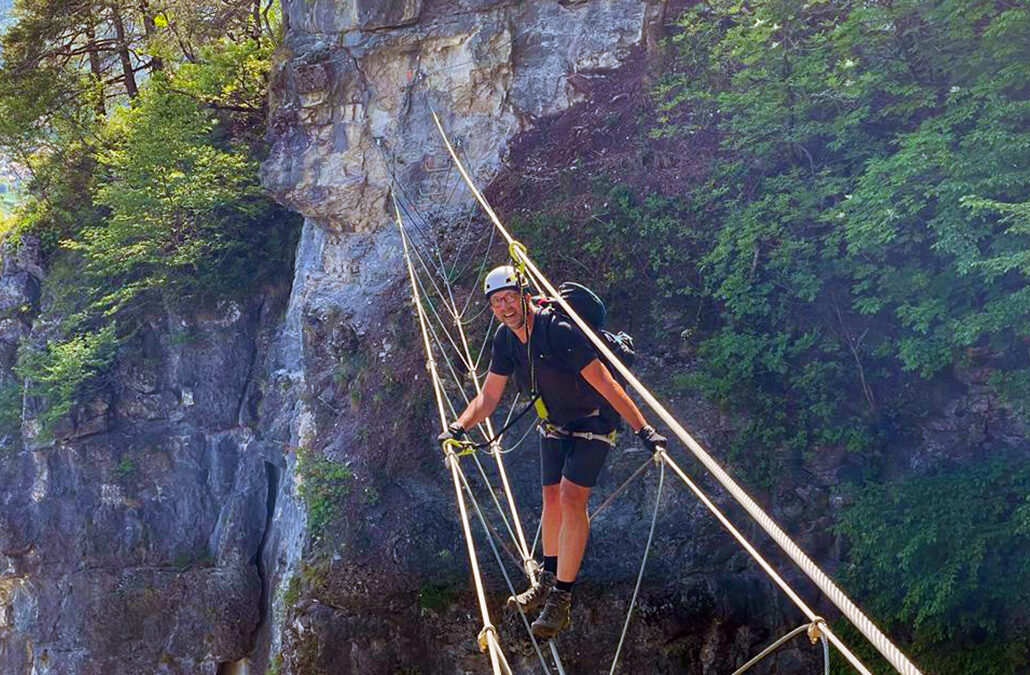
[555,579,574,593]
[543,556,558,575]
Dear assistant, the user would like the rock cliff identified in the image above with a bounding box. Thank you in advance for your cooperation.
[1,0,1026,674]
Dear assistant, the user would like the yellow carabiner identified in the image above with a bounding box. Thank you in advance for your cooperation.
[807,617,825,644]
[508,240,529,278]
[477,625,497,653]
[441,437,476,457]
[534,396,550,421]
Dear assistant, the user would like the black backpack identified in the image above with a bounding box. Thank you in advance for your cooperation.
[535,282,636,378]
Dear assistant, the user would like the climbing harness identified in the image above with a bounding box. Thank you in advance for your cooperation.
[538,420,619,447]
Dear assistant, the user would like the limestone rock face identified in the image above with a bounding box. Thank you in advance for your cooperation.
[0,259,297,673]
[262,0,661,232]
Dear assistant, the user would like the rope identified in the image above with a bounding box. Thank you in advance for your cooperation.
[429,109,922,675]
[455,462,553,674]
[458,461,568,675]
[549,641,567,675]
[609,459,665,674]
[731,621,823,675]
[407,226,537,578]
[589,456,652,523]
[388,164,536,580]
[394,197,509,675]
[398,195,570,675]
[657,451,872,675]
[441,282,537,579]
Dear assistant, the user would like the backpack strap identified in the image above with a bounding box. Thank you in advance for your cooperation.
[534,306,557,363]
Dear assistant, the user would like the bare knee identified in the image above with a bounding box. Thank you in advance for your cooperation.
[559,479,590,513]
[542,483,561,509]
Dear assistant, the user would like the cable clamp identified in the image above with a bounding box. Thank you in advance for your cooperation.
[807,617,825,644]
[477,624,498,653]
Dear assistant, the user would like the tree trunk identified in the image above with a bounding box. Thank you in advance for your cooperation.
[137,0,163,71]
[251,0,262,43]
[85,21,106,116]
[109,4,138,98]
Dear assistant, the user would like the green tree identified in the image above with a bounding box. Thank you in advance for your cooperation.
[1,0,296,434]
[652,0,1030,667]
[836,461,1030,673]
[654,0,1030,459]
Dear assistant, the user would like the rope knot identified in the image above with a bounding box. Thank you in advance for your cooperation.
[477,624,498,653]
[807,617,825,645]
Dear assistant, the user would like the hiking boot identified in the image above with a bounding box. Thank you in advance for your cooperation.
[507,570,555,615]
[530,589,571,639]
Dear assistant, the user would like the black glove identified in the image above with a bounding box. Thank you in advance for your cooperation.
[437,422,467,445]
[637,424,667,454]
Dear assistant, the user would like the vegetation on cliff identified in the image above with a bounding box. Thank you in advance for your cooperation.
[0,0,299,433]
[511,0,1029,670]
[652,0,1030,465]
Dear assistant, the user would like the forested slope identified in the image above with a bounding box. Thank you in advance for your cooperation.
[495,1,1030,671]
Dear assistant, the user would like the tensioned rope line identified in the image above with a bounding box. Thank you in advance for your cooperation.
[459,459,570,675]
[657,448,870,674]
[454,461,558,675]
[609,457,665,674]
[732,620,830,675]
[410,248,535,573]
[436,253,538,580]
[589,455,653,523]
[404,223,538,580]
[398,207,570,675]
[394,198,511,675]
[429,108,921,675]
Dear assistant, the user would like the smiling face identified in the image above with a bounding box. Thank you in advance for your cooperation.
[489,288,529,331]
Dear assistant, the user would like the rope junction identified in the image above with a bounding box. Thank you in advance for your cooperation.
[383,88,923,674]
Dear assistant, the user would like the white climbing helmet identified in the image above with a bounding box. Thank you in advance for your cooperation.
[483,265,525,298]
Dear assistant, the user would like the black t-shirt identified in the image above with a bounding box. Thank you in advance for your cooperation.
[489,310,609,425]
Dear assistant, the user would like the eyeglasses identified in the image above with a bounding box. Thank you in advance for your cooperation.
[489,291,521,308]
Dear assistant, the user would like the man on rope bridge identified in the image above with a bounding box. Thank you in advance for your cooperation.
[437,265,667,640]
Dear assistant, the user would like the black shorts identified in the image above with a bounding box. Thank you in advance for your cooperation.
[539,416,617,488]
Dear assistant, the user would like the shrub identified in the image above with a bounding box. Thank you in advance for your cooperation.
[295,447,353,538]
[836,461,1030,673]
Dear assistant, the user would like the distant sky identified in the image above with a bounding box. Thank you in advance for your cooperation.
[0,0,11,35]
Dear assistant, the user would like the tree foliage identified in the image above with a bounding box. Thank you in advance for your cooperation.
[0,0,297,433]
[652,0,1030,459]
[836,461,1030,673]
[647,1,1030,666]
